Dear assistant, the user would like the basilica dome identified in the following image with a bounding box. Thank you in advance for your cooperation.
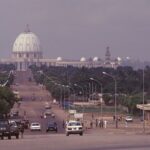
[13,27,41,53]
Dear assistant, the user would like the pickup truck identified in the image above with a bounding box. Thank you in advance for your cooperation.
[0,119,20,140]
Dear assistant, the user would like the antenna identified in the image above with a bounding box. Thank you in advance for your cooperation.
[25,24,30,33]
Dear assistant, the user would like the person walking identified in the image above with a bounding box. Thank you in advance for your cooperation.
[90,121,93,128]
[104,120,107,128]
[98,120,101,128]
[20,124,24,138]
[125,120,128,128]
[62,120,65,128]
[96,119,98,127]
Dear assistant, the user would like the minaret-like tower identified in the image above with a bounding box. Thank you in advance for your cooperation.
[105,46,111,65]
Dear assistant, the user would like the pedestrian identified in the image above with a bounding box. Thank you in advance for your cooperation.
[92,113,94,119]
[125,120,128,128]
[20,124,24,138]
[98,120,101,128]
[96,119,98,127]
[113,115,115,121]
[62,120,65,128]
[101,119,104,128]
[90,121,93,128]
[104,120,107,128]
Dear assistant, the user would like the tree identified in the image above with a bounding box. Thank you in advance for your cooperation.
[0,87,17,115]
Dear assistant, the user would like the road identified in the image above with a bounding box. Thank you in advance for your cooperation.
[7,70,150,150]
[0,133,150,150]
[11,70,66,135]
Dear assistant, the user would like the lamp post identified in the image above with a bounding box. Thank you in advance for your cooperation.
[103,72,118,128]
[142,65,145,133]
[66,85,76,110]
[74,83,84,113]
[55,83,63,108]
[90,78,103,118]
[66,85,76,104]
[74,84,84,101]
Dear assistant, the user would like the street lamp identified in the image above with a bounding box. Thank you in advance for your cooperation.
[74,83,84,113]
[66,85,76,104]
[90,78,103,118]
[142,65,145,133]
[55,83,63,108]
[74,84,84,100]
[102,72,118,128]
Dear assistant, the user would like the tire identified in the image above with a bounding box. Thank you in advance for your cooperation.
[66,133,69,136]
[8,135,11,140]
[1,136,4,140]
[16,134,19,139]
[80,132,83,136]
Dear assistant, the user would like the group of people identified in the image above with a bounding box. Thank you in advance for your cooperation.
[90,119,107,129]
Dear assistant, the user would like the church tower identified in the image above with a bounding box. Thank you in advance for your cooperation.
[105,46,111,65]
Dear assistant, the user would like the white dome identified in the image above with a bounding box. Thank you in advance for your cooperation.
[13,31,41,53]
[117,57,122,61]
[57,57,62,61]
[93,57,99,62]
[80,57,86,62]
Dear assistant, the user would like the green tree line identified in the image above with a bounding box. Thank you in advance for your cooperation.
[0,64,17,116]
[30,65,150,114]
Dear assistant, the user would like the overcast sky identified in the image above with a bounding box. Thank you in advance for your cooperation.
[0,0,150,61]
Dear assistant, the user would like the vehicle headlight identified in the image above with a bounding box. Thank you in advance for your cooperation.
[0,127,6,130]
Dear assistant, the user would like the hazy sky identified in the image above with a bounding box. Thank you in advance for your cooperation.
[0,0,150,61]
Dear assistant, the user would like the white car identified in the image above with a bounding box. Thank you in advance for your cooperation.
[125,116,133,122]
[30,122,41,131]
[65,120,83,136]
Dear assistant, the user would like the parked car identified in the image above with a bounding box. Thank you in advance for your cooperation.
[46,122,57,132]
[30,122,41,131]
[0,119,11,140]
[125,116,133,122]
[65,120,83,136]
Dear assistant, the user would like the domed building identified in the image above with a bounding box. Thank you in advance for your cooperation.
[0,26,120,71]
[12,26,43,71]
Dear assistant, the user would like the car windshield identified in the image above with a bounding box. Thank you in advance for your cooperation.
[10,122,17,126]
[126,116,132,118]
[68,122,81,126]
[48,122,56,126]
[32,123,40,126]
[0,121,8,127]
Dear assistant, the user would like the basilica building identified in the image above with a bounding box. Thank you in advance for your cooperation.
[0,26,121,71]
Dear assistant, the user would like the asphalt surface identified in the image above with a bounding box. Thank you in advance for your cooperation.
[5,70,150,150]
[11,70,66,135]
[0,134,150,150]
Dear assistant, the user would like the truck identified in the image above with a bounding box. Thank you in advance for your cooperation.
[0,119,11,140]
[0,119,20,140]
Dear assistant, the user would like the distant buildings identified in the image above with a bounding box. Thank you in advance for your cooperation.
[0,26,120,71]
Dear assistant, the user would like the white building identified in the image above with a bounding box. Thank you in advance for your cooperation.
[0,26,120,71]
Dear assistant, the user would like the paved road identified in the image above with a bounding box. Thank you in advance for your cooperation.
[11,70,66,135]
[0,133,150,150]
[8,70,150,150]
